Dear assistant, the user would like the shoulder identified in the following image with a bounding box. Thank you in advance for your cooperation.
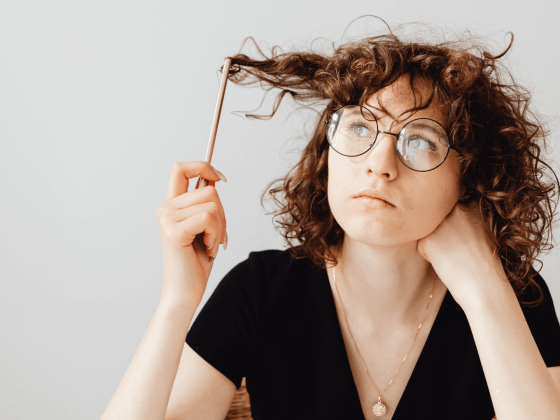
[230,248,294,283]
[223,247,319,303]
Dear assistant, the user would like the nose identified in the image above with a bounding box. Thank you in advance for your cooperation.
[366,131,400,178]
[372,130,399,153]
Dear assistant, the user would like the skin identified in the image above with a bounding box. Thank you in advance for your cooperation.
[326,75,464,338]
[324,77,560,420]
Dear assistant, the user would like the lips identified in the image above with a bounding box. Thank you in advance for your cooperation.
[353,188,395,206]
[353,191,395,207]
[355,195,394,207]
[357,196,390,204]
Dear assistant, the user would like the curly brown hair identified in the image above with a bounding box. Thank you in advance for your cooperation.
[224,18,559,308]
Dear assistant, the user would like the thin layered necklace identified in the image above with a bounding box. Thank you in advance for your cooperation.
[332,265,438,417]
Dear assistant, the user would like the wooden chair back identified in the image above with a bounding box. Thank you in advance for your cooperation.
[224,377,253,420]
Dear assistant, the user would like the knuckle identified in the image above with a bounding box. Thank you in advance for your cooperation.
[201,211,214,225]
[156,205,168,220]
[171,161,182,173]
[208,201,220,213]
[203,185,217,200]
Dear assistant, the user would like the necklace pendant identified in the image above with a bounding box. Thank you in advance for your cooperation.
[372,396,387,417]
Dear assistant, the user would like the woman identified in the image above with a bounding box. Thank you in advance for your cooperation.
[100,21,560,420]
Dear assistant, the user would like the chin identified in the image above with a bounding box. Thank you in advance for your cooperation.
[344,227,401,246]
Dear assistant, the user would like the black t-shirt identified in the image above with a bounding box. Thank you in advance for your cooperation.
[185,248,560,420]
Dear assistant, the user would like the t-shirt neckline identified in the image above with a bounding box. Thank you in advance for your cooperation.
[320,267,451,420]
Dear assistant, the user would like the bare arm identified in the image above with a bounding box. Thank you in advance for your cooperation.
[463,278,560,420]
[99,161,228,420]
[99,298,199,420]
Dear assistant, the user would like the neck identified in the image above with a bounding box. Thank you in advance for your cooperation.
[330,236,442,337]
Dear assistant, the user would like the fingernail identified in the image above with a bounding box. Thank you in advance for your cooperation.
[214,169,228,183]
[224,230,228,250]
[207,243,213,249]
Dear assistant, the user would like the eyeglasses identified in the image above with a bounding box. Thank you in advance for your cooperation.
[324,105,459,172]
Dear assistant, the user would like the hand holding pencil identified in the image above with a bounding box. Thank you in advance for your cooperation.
[156,57,232,307]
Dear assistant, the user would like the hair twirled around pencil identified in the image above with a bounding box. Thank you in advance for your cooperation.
[223,19,559,307]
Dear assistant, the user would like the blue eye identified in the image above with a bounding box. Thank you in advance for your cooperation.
[407,135,437,152]
[354,125,371,136]
[345,120,374,138]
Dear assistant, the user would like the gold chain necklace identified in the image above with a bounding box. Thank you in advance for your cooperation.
[332,265,438,417]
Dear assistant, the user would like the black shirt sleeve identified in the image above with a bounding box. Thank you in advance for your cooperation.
[523,271,560,368]
[185,251,264,390]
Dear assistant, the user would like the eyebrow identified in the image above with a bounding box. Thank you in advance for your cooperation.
[364,105,446,129]
[407,122,448,137]
[346,106,397,121]
[345,108,378,120]
[345,109,448,135]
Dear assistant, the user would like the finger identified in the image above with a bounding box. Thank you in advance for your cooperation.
[170,200,226,250]
[165,161,222,202]
[416,235,424,255]
[172,210,220,250]
[169,200,221,224]
[417,237,431,262]
[170,184,225,218]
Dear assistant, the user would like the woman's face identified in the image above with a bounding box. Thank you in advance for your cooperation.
[327,76,464,247]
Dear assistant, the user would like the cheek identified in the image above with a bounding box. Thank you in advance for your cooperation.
[327,153,347,201]
[327,159,360,227]
[327,171,347,215]
[326,149,462,242]
[401,178,460,236]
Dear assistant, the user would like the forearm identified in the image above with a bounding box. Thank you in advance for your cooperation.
[463,277,560,420]
[99,297,198,420]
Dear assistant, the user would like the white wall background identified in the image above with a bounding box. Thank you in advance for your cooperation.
[1,1,559,419]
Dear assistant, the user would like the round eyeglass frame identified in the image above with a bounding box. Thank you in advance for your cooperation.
[324,105,460,172]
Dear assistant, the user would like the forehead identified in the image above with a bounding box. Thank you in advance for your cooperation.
[365,76,447,127]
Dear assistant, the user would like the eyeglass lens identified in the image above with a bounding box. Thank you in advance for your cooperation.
[327,106,451,171]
